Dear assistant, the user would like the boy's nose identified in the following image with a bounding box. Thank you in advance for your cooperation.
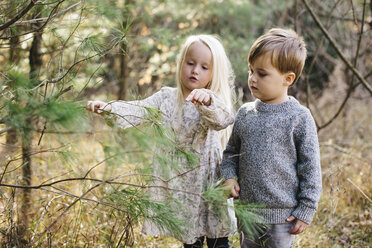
[249,75,256,83]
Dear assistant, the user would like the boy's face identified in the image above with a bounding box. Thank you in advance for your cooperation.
[248,53,293,104]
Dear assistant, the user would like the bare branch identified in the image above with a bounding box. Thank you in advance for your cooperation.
[0,0,67,40]
[13,1,82,26]
[301,0,372,95]
[0,0,37,32]
[347,178,372,203]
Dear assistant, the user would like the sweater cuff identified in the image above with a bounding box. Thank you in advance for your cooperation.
[196,92,217,112]
[221,166,237,180]
[292,204,317,224]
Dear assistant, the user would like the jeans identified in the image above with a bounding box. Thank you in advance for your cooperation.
[184,236,229,248]
[240,223,295,248]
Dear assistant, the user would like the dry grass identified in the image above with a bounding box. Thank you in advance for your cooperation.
[0,97,371,247]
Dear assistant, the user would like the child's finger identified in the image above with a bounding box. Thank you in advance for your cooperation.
[185,90,196,102]
[193,90,202,102]
[231,188,239,198]
[234,183,240,193]
[197,92,209,104]
[93,102,100,113]
[286,216,296,222]
[87,101,95,112]
[297,225,306,234]
[289,221,301,234]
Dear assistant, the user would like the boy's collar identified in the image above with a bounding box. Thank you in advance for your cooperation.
[255,96,299,112]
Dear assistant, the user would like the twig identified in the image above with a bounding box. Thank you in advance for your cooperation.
[28,182,103,247]
[319,141,370,165]
[30,195,64,243]
[347,178,372,203]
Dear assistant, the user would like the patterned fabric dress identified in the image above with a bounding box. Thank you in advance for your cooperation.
[108,87,236,244]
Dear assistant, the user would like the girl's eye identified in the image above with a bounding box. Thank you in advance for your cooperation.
[202,66,208,70]
[187,62,194,65]
[258,73,267,77]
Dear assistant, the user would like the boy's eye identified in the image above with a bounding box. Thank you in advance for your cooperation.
[258,72,267,77]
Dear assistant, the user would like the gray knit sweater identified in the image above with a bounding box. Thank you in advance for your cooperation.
[221,97,322,224]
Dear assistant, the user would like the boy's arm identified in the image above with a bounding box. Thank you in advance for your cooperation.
[292,110,322,224]
[193,89,235,131]
[220,110,242,180]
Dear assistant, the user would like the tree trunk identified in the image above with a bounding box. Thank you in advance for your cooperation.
[117,38,128,100]
[6,35,20,149]
[18,12,44,241]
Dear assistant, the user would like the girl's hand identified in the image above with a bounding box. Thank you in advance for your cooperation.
[185,89,211,106]
[87,100,111,114]
[223,178,240,198]
[286,216,308,234]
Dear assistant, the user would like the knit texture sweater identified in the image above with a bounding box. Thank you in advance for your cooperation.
[221,97,322,224]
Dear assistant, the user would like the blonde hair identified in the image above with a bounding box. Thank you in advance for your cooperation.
[175,34,235,149]
[248,28,307,85]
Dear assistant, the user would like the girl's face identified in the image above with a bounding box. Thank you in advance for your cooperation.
[180,41,213,97]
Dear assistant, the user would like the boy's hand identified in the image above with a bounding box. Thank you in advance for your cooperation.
[286,216,308,234]
[87,100,111,114]
[185,89,211,106]
[223,179,240,198]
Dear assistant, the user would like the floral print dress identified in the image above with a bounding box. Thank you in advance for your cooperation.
[108,87,236,244]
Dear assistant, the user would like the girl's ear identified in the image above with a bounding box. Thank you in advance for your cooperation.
[284,72,296,86]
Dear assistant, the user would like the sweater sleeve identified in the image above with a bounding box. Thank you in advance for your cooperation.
[195,90,234,131]
[220,107,243,180]
[105,87,168,129]
[292,110,322,224]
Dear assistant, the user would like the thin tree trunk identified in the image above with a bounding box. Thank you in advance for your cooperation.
[117,37,128,100]
[6,35,20,148]
[18,10,44,241]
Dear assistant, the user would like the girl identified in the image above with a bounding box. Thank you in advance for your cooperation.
[87,34,236,247]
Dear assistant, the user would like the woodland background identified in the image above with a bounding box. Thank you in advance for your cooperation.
[0,0,371,247]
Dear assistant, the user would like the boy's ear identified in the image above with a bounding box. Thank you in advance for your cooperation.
[284,72,296,86]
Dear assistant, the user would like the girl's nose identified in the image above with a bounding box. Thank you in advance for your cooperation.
[192,67,199,75]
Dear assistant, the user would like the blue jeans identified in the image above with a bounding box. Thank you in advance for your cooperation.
[240,223,294,248]
[184,236,229,248]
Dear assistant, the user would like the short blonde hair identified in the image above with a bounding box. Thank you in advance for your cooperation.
[175,34,235,148]
[248,28,307,85]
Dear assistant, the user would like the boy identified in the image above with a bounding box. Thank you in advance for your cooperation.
[221,28,322,248]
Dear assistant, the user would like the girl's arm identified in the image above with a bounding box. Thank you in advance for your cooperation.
[88,87,169,129]
[188,89,234,131]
